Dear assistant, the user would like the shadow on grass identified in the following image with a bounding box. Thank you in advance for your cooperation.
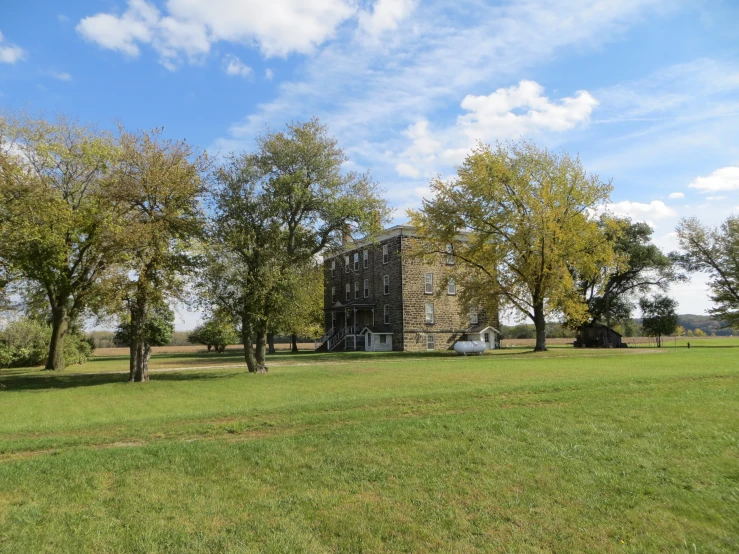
[0,369,240,391]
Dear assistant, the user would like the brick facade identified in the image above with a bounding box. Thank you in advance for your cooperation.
[323,226,498,352]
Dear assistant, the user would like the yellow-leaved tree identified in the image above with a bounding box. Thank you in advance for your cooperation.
[409,140,619,351]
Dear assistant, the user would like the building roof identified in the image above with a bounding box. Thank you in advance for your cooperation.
[580,322,623,337]
[359,325,393,334]
[324,300,377,311]
[466,324,501,335]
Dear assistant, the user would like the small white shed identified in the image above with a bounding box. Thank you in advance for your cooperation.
[464,325,501,350]
[360,325,393,352]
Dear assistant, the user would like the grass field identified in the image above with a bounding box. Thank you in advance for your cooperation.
[0,343,738,552]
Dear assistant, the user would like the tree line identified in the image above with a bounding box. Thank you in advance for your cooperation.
[1,112,737,377]
[0,113,387,380]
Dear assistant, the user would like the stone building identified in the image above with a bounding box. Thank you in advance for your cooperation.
[318,225,500,352]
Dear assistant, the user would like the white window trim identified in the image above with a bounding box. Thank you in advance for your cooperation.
[447,278,456,295]
[424,273,434,294]
[382,244,389,264]
[363,250,369,268]
[363,279,369,298]
[426,334,435,350]
[425,302,435,324]
[353,252,359,271]
[445,244,454,265]
[331,286,335,302]
[384,304,390,325]
[383,275,390,295]
[331,260,335,277]
[470,307,478,325]
[354,282,359,299]
[346,283,351,301]
[344,255,350,273]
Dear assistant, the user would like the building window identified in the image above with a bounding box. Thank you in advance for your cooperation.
[446,244,454,265]
[353,252,359,271]
[331,260,335,277]
[331,286,335,302]
[331,312,336,329]
[344,255,349,273]
[470,307,478,325]
[379,334,387,344]
[426,334,435,350]
[483,332,490,343]
[367,334,372,347]
[383,275,390,295]
[425,302,435,324]
[363,250,368,268]
[424,273,434,294]
[354,282,359,299]
[384,304,390,324]
[363,279,369,298]
[383,244,389,264]
[345,283,351,301]
[447,278,456,295]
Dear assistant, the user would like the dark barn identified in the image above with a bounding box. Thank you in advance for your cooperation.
[575,323,626,348]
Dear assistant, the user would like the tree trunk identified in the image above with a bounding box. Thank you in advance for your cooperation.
[255,328,268,371]
[533,302,547,352]
[267,333,276,354]
[129,340,151,382]
[242,325,267,373]
[657,334,662,348]
[291,334,298,353]
[45,306,69,370]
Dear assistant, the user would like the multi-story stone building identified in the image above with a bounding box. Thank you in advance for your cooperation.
[319,225,500,352]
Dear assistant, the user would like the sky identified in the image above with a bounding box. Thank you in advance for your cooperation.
[1,0,738,329]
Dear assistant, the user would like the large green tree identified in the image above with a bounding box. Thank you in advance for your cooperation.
[109,128,207,382]
[410,140,617,351]
[201,120,387,372]
[675,216,739,328]
[639,295,679,347]
[0,114,123,370]
[577,216,680,326]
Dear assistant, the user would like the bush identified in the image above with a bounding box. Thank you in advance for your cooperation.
[0,319,94,368]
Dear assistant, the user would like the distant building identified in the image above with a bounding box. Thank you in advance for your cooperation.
[318,226,500,352]
[574,323,625,348]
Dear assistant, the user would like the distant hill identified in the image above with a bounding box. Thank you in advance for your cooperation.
[501,314,735,339]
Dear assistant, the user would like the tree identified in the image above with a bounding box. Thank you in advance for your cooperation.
[409,140,616,351]
[675,216,739,328]
[578,217,680,326]
[200,120,387,372]
[675,325,685,336]
[640,295,678,347]
[693,328,706,337]
[0,114,123,370]
[188,315,238,353]
[109,128,207,382]
[114,303,175,349]
[269,261,324,353]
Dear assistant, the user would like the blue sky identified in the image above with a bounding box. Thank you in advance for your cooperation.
[1,0,739,328]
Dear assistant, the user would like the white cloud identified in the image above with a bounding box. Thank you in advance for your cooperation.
[77,0,158,57]
[668,192,684,199]
[223,54,252,77]
[706,195,727,201]
[457,80,598,139]
[0,31,26,64]
[593,200,677,226]
[50,71,72,81]
[396,163,421,178]
[397,81,598,176]
[359,0,418,36]
[77,0,356,68]
[265,68,274,80]
[688,167,739,192]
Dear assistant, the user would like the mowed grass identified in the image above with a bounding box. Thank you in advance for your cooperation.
[0,346,738,553]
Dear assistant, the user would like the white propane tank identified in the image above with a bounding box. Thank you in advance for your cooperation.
[453,341,486,355]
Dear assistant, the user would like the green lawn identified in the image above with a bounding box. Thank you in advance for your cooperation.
[0,346,738,552]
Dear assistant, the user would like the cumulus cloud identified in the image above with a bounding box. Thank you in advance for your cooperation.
[457,80,598,139]
[397,81,598,177]
[50,71,72,81]
[0,31,26,64]
[265,68,274,80]
[668,192,684,199]
[222,54,252,77]
[77,0,355,68]
[396,163,421,178]
[592,200,677,227]
[688,166,739,192]
[359,0,418,36]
